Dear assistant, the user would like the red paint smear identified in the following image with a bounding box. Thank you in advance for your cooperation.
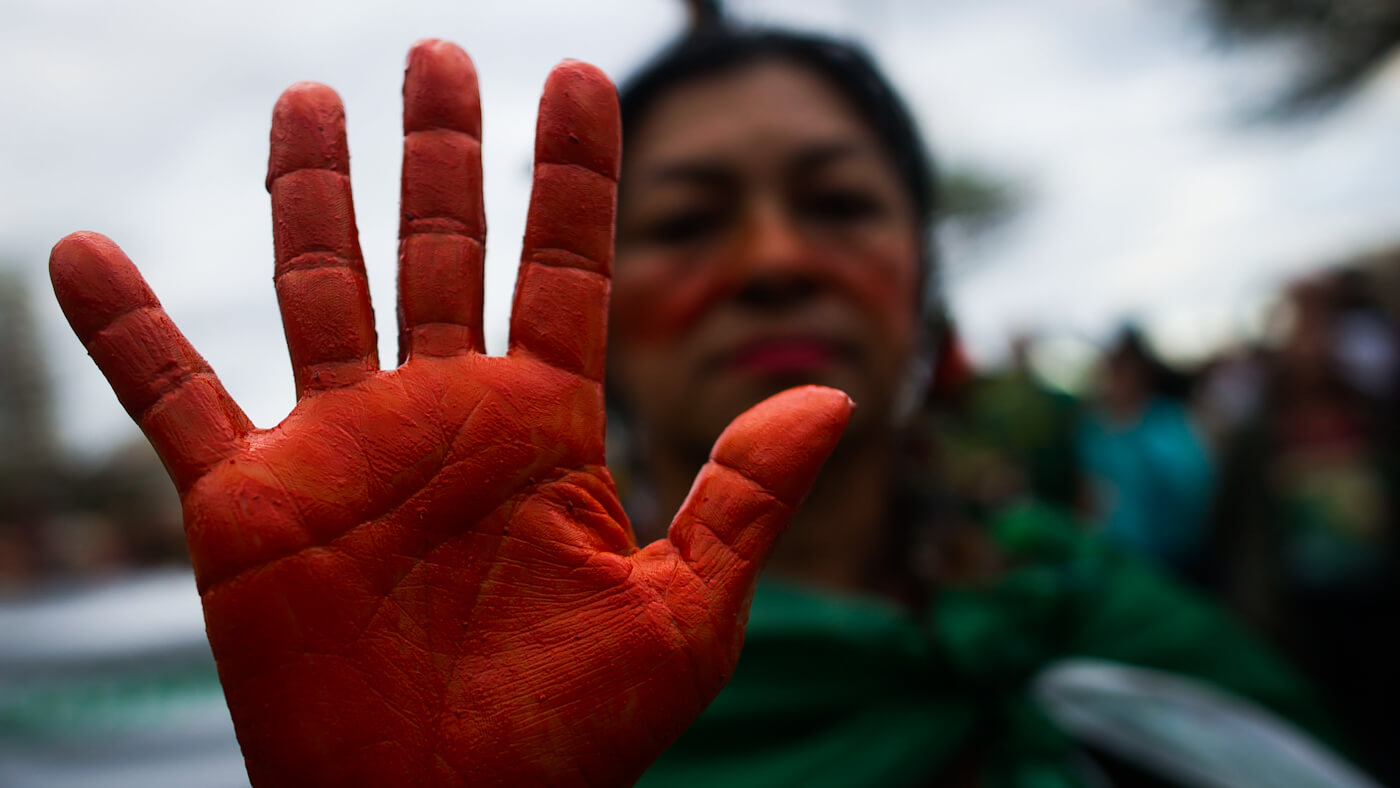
[613,239,917,355]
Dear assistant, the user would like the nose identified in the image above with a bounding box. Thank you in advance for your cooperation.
[732,201,818,310]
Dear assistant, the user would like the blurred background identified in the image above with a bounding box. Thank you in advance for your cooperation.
[2,0,1398,785]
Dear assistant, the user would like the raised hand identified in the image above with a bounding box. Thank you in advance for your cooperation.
[49,40,851,787]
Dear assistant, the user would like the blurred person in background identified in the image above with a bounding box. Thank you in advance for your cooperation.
[1076,327,1214,580]
[34,12,1378,788]
[1195,343,1270,444]
[924,334,1085,519]
[1210,273,1400,784]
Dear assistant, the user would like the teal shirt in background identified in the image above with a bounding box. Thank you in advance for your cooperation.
[1078,398,1214,569]
[640,505,1333,787]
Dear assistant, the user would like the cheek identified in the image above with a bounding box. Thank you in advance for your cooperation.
[826,235,920,351]
[611,252,728,346]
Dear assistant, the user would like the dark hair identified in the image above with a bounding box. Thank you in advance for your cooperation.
[1108,325,1193,401]
[618,26,940,288]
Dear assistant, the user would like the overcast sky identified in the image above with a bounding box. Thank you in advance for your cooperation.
[5,0,1400,457]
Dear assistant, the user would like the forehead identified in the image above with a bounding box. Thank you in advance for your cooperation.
[624,60,886,178]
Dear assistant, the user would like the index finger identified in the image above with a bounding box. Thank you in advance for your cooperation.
[507,61,620,383]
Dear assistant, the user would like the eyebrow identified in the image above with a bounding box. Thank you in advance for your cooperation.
[638,141,870,189]
[640,161,737,189]
[787,141,864,176]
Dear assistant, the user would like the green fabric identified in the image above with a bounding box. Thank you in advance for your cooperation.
[640,504,1334,787]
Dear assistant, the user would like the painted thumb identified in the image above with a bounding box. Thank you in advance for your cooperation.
[667,385,853,588]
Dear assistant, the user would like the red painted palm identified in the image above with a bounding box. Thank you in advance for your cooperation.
[49,41,850,788]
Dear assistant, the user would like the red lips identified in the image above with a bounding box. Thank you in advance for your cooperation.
[727,336,846,374]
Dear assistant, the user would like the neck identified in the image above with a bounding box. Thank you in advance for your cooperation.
[648,432,893,595]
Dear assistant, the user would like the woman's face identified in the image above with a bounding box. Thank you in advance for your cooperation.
[612,60,923,458]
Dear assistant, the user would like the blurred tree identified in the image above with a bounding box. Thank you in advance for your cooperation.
[0,271,59,507]
[1199,0,1400,114]
[0,269,62,585]
[939,166,1020,233]
[685,0,724,30]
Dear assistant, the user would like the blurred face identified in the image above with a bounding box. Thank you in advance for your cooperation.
[612,60,923,458]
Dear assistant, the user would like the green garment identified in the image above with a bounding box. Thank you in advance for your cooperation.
[640,505,1334,787]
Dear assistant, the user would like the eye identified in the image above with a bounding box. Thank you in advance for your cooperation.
[800,189,884,224]
[641,209,727,246]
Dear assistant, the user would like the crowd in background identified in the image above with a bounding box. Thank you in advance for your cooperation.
[921,261,1400,781]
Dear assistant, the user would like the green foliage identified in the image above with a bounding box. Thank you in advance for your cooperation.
[1200,0,1400,114]
[938,166,1022,232]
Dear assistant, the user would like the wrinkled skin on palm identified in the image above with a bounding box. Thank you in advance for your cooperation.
[49,40,851,788]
